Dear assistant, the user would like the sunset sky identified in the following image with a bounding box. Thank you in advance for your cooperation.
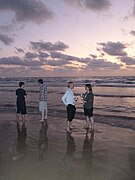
[0,0,135,77]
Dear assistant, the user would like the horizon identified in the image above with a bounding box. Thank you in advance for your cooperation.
[1,75,135,79]
[0,0,135,77]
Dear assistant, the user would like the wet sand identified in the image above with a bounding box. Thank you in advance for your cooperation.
[0,112,135,180]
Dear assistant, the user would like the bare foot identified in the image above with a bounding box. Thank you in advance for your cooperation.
[40,120,44,123]
[83,126,89,129]
[67,129,72,133]
[90,128,94,132]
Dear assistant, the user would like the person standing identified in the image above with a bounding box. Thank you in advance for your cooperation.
[16,82,27,124]
[38,79,48,122]
[82,84,94,131]
[62,81,76,133]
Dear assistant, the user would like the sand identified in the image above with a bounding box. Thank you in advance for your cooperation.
[0,112,135,180]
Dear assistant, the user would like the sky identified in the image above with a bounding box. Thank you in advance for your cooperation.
[0,0,135,77]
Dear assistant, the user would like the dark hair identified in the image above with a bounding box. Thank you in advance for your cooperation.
[38,79,43,84]
[85,84,92,92]
[67,81,74,88]
[19,82,24,87]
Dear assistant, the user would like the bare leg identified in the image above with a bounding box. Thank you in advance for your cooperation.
[67,121,71,133]
[90,116,94,130]
[69,121,74,129]
[41,111,45,121]
[22,115,25,123]
[85,116,90,128]
[44,109,48,120]
[16,113,20,122]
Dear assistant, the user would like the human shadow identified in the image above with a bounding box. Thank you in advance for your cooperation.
[38,121,48,161]
[12,122,27,161]
[66,132,76,158]
[82,129,94,172]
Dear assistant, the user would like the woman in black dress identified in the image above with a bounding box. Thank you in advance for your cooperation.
[16,82,27,123]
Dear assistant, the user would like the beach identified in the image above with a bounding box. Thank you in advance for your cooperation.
[0,112,135,180]
[0,76,135,180]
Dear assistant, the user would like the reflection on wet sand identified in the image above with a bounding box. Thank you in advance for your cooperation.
[66,132,76,158]
[82,129,94,175]
[38,121,48,161]
[82,129,94,160]
[12,123,27,161]
[1,115,135,180]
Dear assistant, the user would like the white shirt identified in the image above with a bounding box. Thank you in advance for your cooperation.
[62,88,75,106]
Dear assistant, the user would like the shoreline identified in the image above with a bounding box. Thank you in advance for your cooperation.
[0,108,135,130]
[1,109,135,179]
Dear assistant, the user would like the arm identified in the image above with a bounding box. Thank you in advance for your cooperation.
[24,90,27,98]
[86,94,94,105]
[62,91,68,106]
[16,90,17,97]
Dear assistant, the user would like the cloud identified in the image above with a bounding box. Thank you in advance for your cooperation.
[133,1,135,16]
[25,52,38,59]
[77,57,121,70]
[0,39,123,76]
[0,0,54,24]
[0,33,14,45]
[15,47,24,53]
[98,41,127,56]
[38,51,50,58]
[84,0,110,11]
[89,54,97,58]
[65,0,110,11]
[0,56,23,65]
[46,59,71,67]
[30,41,69,52]
[50,51,79,61]
[0,56,46,67]
[89,59,121,70]
[120,56,135,65]
[130,30,135,36]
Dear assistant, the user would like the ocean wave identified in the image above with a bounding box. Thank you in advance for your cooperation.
[0,76,135,85]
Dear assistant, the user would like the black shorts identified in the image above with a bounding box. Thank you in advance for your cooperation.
[67,104,76,122]
[84,108,93,117]
[17,101,26,115]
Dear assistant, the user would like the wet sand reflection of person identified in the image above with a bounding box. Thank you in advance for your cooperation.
[82,129,94,174]
[66,132,76,158]
[38,121,48,161]
[12,123,27,161]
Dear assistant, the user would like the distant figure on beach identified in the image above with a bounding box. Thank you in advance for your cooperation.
[82,84,94,131]
[62,81,77,133]
[38,79,48,122]
[16,82,27,124]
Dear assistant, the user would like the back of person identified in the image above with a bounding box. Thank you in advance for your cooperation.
[39,83,47,102]
[16,82,27,124]
[38,79,48,122]
[16,88,26,102]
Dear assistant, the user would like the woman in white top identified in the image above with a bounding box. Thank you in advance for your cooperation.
[62,82,76,133]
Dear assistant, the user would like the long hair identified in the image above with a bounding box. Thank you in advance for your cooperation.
[85,84,92,93]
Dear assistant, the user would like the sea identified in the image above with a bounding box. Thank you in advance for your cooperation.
[0,76,135,118]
